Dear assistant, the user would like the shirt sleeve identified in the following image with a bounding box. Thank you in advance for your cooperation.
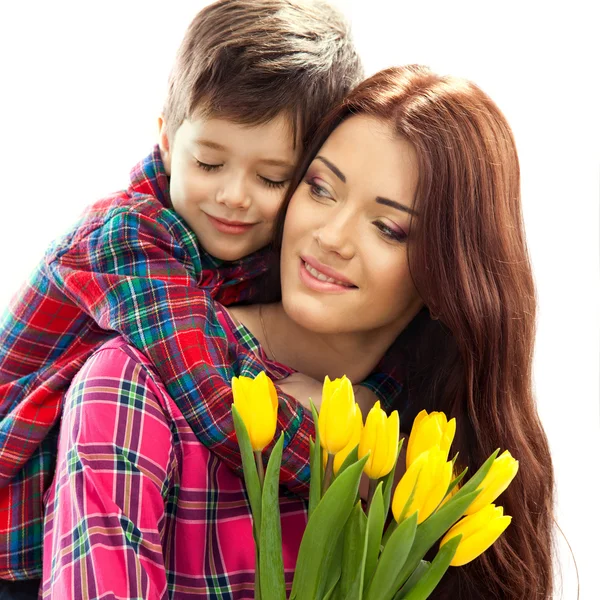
[360,333,406,414]
[42,344,173,600]
[45,198,313,493]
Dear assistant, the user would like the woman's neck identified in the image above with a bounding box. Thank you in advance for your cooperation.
[230,303,399,383]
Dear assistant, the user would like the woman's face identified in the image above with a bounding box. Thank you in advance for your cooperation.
[281,115,424,336]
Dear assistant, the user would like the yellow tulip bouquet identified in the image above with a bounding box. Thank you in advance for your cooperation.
[231,372,519,600]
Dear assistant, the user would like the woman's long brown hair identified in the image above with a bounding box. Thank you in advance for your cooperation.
[274,65,555,599]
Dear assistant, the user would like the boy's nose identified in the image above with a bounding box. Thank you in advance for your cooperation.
[216,178,251,210]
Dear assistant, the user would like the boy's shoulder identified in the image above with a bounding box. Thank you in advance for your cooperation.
[78,145,173,229]
[49,147,193,256]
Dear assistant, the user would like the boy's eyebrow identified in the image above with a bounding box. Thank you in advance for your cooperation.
[257,158,295,169]
[376,196,418,217]
[196,139,227,151]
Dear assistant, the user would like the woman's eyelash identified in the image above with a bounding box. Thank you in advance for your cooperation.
[375,221,408,242]
[196,160,222,172]
[304,177,331,199]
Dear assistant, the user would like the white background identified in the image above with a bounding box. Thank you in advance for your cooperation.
[0,1,598,597]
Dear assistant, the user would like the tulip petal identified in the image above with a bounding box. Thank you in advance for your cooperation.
[465,451,519,515]
[450,515,512,566]
[333,404,363,475]
[441,418,456,457]
[392,451,427,522]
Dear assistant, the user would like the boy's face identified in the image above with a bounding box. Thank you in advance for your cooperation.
[159,111,300,261]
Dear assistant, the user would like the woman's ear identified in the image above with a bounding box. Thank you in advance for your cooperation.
[158,116,172,175]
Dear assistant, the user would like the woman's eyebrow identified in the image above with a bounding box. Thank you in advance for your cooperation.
[376,196,418,217]
[315,156,346,182]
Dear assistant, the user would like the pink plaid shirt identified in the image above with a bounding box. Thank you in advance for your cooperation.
[42,323,307,598]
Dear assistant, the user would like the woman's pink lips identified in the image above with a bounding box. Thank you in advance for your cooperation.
[301,255,356,286]
[298,258,356,293]
[205,213,257,235]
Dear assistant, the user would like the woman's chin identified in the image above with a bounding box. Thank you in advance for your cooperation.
[282,296,343,335]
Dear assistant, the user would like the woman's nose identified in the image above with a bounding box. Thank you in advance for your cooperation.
[314,214,355,259]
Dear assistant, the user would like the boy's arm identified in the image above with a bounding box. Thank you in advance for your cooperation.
[46,198,312,492]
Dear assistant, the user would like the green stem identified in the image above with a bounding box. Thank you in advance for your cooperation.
[366,477,378,514]
[253,450,264,599]
[322,454,334,495]
[254,545,262,600]
[254,451,265,489]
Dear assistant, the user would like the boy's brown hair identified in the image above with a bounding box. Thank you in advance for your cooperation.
[162,0,363,147]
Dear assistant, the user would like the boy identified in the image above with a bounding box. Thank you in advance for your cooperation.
[0,0,367,584]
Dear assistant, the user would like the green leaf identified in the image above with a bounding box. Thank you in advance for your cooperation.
[392,561,430,600]
[338,502,368,600]
[323,578,341,600]
[322,529,345,600]
[399,535,461,600]
[444,466,467,500]
[290,454,369,600]
[364,512,418,600]
[451,449,499,504]
[382,440,404,516]
[363,482,385,593]
[381,519,398,548]
[391,490,479,592]
[336,445,359,478]
[232,406,262,534]
[309,401,322,518]
[259,434,286,600]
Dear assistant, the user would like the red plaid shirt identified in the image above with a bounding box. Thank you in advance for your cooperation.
[0,147,403,580]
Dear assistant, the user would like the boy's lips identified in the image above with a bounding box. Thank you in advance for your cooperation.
[204,213,258,235]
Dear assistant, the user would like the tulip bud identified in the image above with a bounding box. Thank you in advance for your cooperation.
[392,447,453,524]
[358,401,399,480]
[319,375,359,455]
[406,409,456,468]
[232,372,278,452]
[332,403,363,475]
[441,503,512,566]
[465,450,519,515]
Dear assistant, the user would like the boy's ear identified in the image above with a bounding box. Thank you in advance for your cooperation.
[158,116,172,175]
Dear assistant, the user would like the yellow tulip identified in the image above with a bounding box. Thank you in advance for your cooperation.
[319,375,359,455]
[232,371,278,452]
[358,401,399,480]
[465,450,519,515]
[392,447,453,524]
[440,503,512,566]
[406,409,456,468]
[332,403,363,475]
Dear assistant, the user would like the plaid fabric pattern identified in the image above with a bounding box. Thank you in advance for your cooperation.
[0,146,403,580]
[42,329,307,599]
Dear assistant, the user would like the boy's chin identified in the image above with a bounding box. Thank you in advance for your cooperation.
[198,236,267,263]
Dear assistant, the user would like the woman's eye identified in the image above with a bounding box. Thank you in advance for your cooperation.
[258,175,288,189]
[196,160,222,172]
[304,178,332,201]
[375,221,408,242]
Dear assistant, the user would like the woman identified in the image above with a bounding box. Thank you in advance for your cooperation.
[42,65,554,599]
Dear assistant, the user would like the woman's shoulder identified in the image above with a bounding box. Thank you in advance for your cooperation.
[66,336,172,420]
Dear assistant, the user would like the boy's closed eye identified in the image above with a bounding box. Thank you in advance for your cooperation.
[195,159,289,189]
